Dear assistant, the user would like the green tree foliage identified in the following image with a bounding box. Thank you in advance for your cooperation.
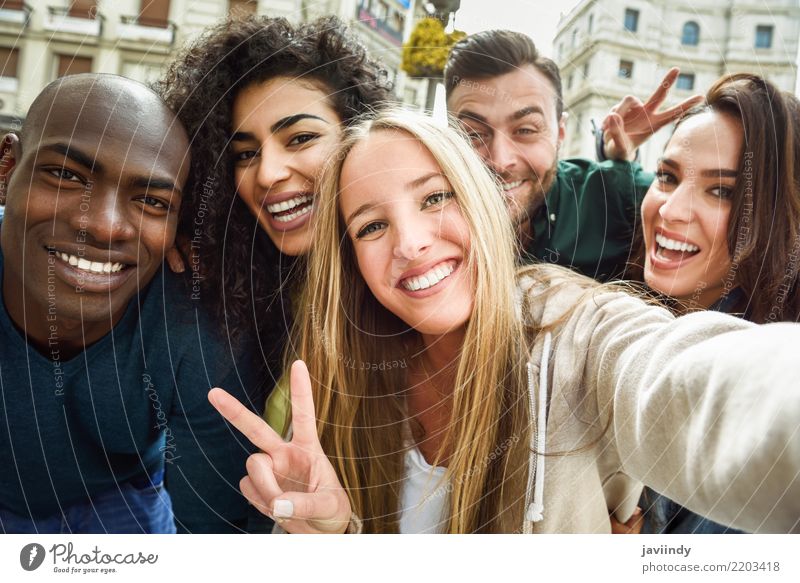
[401,18,466,78]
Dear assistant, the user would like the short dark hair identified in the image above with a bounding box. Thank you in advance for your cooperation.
[444,30,563,118]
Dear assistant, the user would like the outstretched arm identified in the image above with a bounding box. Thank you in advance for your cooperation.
[576,293,800,533]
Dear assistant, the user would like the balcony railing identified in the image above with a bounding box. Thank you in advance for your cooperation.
[0,1,32,28]
[45,6,103,36]
[357,6,403,46]
[119,15,176,45]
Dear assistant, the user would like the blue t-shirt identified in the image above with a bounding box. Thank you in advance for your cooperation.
[0,244,260,532]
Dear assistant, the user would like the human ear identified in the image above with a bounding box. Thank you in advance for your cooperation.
[0,133,20,206]
[556,113,567,150]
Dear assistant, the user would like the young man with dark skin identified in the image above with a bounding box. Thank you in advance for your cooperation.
[0,74,257,533]
[445,30,702,281]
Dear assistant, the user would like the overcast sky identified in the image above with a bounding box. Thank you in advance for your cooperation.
[453,0,574,57]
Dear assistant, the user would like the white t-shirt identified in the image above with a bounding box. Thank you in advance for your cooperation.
[398,447,449,533]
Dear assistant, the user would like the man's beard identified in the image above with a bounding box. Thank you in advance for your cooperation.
[511,157,558,229]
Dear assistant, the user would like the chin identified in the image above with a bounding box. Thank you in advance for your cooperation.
[644,270,693,300]
[268,231,312,257]
[407,310,471,336]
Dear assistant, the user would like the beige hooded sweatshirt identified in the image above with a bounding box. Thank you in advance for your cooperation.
[516,270,799,534]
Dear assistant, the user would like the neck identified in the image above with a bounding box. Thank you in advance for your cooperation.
[418,327,465,379]
[2,276,122,361]
[675,284,727,315]
[516,218,534,252]
[407,328,466,465]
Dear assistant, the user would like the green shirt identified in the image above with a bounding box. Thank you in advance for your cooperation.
[524,158,653,281]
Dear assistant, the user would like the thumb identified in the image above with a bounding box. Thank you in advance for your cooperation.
[165,246,186,273]
[604,113,634,161]
[270,490,350,533]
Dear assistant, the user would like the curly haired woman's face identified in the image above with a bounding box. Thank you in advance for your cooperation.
[642,111,739,308]
[231,77,343,256]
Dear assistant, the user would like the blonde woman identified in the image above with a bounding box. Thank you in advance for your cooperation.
[209,109,800,534]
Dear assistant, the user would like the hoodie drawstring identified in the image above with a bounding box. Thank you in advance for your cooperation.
[524,331,551,532]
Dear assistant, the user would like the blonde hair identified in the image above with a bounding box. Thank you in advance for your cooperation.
[293,108,532,532]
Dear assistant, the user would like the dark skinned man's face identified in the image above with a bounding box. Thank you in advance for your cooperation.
[0,80,189,331]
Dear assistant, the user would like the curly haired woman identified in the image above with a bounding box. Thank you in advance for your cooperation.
[157,15,393,404]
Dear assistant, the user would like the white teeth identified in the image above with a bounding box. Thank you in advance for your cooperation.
[267,194,313,214]
[273,204,312,223]
[401,261,456,292]
[501,180,523,191]
[52,250,125,274]
[655,233,699,253]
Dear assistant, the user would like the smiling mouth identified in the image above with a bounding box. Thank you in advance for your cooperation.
[654,233,701,262]
[47,247,130,275]
[266,194,313,223]
[400,260,458,292]
[500,179,526,192]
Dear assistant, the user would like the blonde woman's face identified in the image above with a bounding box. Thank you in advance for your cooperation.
[231,77,342,257]
[338,130,474,335]
[642,111,739,308]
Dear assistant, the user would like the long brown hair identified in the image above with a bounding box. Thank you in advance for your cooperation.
[293,109,532,533]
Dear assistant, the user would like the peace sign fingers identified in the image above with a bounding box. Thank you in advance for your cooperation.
[208,387,285,454]
[287,360,322,447]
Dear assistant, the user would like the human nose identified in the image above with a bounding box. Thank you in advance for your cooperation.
[659,182,694,223]
[73,189,135,244]
[255,145,292,190]
[487,132,518,176]
[392,215,433,261]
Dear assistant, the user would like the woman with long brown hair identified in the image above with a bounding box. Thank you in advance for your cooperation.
[633,74,800,533]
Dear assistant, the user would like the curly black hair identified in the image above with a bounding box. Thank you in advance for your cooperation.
[156,15,394,383]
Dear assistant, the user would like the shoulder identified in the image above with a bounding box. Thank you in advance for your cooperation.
[516,264,663,332]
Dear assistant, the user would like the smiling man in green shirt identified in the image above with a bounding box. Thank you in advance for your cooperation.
[445,30,701,281]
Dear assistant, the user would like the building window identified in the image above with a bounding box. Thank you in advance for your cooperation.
[558,42,564,59]
[583,60,590,78]
[567,73,573,89]
[624,8,639,32]
[588,13,593,34]
[138,0,170,28]
[68,0,97,19]
[571,28,578,47]
[1,47,19,79]
[681,21,699,45]
[618,59,633,79]
[755,25,773,48]
[676,73,695,90]
[229,0,257,16]
[57,54,93,78]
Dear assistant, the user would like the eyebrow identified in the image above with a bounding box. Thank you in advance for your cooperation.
[271,113,329,133]
[230,114,330,143]
[511,105,545,121]
[130,176,182,197]
[457,110,489,126]
[345,172,447,226]
[658,158,737,178]
[407,171,445,190]
[345,202,377,226]
[457,105,545,127]
[42,143,103,173]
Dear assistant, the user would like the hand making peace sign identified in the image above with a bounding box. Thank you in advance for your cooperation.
[602,67,704,161]
[208,360,352,534]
